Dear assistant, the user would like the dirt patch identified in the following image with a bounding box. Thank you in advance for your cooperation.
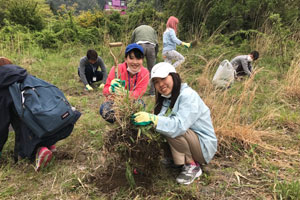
[85,164,153,195]
[54,151,73,160]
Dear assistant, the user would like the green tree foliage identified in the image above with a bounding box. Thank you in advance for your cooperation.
[164,0,300,38]
[76,10,105,28]
[106,11,124,41]
[46,0,105,13]
[0,0,9,27]
[127,6,163,32]
[127,0,167,12]
[5,0,46,31]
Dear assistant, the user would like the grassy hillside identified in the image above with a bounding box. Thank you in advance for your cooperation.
[1,29,300,199]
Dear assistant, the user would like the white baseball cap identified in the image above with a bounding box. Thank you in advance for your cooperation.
[150,62,176,81]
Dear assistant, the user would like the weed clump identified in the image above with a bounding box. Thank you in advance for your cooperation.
[102,93,163,180]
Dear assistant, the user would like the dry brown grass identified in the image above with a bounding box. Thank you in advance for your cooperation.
[281,53,300,101]
[180,58,298,156]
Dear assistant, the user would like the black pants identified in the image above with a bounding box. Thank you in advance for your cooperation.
[0,88,15,154]
[78,66,103,85]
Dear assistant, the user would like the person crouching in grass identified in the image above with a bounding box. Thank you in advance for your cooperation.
[100,43,149,123]
[132,62,217,185]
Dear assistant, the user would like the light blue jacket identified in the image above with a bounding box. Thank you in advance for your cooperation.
[162,28,182,53]
[156,83,217,163]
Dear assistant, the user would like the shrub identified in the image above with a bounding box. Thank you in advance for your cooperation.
[5,0,45,31]
[106,11,124,41]
[127,6,164,33]
[34,29,59,49]
[75,10,105,28]
[77,26,103,44]
[55,27,77,43]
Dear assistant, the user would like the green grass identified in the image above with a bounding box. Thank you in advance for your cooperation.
[1,36,300,199]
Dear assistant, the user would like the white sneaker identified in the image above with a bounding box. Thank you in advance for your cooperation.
[176,164,202,185]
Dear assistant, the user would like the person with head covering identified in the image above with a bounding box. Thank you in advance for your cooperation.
[132,62,217,185]
[100,43,149,123]
[162,16,190,68]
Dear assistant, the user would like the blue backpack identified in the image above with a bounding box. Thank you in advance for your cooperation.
[9,75,80,138]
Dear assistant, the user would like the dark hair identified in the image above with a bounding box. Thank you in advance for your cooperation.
[125,48,144,59]
[250,50,259,60]
[154,73,181,115]
[87,49,98,60]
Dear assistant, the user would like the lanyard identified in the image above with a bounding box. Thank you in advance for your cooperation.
[90,63,96,73]
[127,71,138,91]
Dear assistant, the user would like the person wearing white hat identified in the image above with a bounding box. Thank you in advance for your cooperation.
[132,62,217,185]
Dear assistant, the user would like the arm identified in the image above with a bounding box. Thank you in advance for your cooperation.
[156,90,203,138]
[248,63,253,73]
[241,58,252,76]
[130,30,136,43]
[154,30,158,45]
[97,57,108,83]
[79,58,89,86]
[103,66,116,96]
[169,29,182,45]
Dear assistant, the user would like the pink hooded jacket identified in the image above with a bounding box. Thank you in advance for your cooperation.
[103,62,149,99]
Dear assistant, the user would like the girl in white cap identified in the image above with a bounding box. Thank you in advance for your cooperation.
[132,62,217,185]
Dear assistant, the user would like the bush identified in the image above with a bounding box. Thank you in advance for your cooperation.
[106,11,124,41]
[164,0,300,38]
[0,20,34,50]
[55,27,78,43]
[127,6,164,33]
[34,29,59,49]
[5,0,45,31]
[75,10,105,28]
[77,26,104,44]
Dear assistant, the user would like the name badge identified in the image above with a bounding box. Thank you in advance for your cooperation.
[93,77,96,81]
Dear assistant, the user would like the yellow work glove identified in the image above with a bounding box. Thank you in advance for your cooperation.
[114,85,127,95]
[109,79,126,94]
[111,79,125,87]
[181,42,191,48]
[85,84,93,91]
[131,111,158,126]
[99,83,105,89]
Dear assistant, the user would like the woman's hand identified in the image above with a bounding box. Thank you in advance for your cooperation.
[181,42,191,48]
[131,111,158,126]
[109,79,126,94]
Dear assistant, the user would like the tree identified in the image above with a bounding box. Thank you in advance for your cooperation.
[163,0,300,38]
[5,0,46,31]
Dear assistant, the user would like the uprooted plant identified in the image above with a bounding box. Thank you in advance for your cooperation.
[101,93,164,186]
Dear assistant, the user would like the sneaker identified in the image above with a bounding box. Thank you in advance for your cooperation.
[35,147,53,172]
[48,145,57,152]
[176,164,202,185]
